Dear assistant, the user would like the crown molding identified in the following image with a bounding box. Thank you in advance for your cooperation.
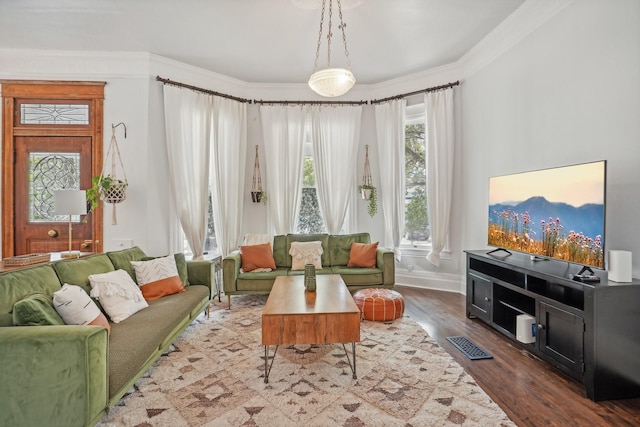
[456,0,575,78]
[0,48,151,79]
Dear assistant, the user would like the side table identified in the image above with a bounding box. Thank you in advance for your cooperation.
[211,254,222,302]
[201,254,222,318]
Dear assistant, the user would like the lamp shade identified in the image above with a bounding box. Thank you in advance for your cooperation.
[308,68,356,97]
[54,190,87,216]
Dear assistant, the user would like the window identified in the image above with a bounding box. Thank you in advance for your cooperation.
[181,193,217,256]
[402,104,430,248]
[296,138,326,234]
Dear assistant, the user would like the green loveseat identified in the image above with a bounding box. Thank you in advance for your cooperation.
[223,233,395,307]
[0,246,214,427]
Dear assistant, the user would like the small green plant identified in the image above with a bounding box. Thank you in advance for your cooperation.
[86,175,126,213]
[358,184,377,217]
[251,187,268,205]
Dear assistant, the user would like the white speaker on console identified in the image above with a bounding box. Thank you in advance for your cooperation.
[608,250,632,282]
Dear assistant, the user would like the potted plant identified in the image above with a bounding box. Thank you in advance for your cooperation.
[250,145,267,205]
[251,186,268,204]
[359,144,377,217]
[86,174,128,213]
[358,184,377,217]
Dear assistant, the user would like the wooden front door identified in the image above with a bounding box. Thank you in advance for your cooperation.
[1,80,105,257]
[14,136,93,254]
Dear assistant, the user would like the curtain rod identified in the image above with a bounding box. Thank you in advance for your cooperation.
[156,76,459,106]
[253,99,367,106]
[156,76,253,104]
[370,81,460,105]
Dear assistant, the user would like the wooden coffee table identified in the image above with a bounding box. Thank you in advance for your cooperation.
[261,274,361,383]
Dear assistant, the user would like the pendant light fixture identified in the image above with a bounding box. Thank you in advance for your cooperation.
[308,0,356,97]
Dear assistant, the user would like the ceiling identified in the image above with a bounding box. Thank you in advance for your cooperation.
[0,0,526,85]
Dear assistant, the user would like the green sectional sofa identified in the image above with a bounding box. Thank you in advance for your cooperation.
[223,233,395,307]
[0,247,214,427]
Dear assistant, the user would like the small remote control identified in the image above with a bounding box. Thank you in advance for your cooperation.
[573,275,600,283]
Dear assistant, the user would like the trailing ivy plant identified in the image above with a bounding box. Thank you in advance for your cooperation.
[358,184,378,217]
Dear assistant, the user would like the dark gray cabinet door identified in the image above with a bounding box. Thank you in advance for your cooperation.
[538,301,584,375]
[467,273,492,322]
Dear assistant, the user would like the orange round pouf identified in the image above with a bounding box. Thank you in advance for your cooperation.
[352,288,405,321]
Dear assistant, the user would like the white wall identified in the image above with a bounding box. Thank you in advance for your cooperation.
[460,0,640,280]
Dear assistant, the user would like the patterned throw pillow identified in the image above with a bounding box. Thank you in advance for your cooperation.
[88,270,148,323]
[131,255,185,301]
[53,284,111,334]
[289,241,323,270]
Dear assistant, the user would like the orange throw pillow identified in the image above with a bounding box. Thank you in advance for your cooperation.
[347,242,379,268]
[240,242,277,272]
[140,276,185,301]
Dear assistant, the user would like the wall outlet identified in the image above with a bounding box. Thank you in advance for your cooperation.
[112,239,133,249]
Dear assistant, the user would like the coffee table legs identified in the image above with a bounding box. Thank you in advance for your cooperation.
[263,345,279,384]
[342,342,357,379]
[263,343,356,383]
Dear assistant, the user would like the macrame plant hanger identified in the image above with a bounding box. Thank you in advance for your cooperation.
[360,144,373,200]
[250,145,264,203]
[99,122,128,224]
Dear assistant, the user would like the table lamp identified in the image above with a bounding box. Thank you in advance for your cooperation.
[54,190,87,259]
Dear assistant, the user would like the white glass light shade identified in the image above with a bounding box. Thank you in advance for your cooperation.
[308,68,356,97]
[54,190,87,216]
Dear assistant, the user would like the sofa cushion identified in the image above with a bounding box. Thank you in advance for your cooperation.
[132,255,185,301]
[52,254,115,295]
[240,242,276,272]
[329,233,371,266]
[272,235,289,267]
[106,246,148,281]
[89,270,148,323]
[107,285,209,398]
[348,242,379,268]
[287,234,330,266]
[0,264,62,326]
[289,241,323,270]
[331,266,383,285]
[13,293,64,326]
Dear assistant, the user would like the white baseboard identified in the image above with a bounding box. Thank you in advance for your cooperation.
[395,270,463,294]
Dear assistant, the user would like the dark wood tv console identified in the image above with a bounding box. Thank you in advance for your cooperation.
[465,250,640,401]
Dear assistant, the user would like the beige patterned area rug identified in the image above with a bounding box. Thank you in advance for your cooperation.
[98,295,515,426]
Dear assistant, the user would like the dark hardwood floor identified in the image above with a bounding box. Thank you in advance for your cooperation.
[397,285,640,427]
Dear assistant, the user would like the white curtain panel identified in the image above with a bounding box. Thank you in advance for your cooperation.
[310,105,363,234]
[425,88,455,266]
[163,85,213,259]
[210,97,248,256]
[259,105,307,234]
[374,99,406,259]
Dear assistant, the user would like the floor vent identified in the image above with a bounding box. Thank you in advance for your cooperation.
[446,336,493,360]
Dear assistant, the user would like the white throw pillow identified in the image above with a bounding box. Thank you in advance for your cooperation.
[53,284,102,325]
[289,241,323,270]
[89,269,148,323]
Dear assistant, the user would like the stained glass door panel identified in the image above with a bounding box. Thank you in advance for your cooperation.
[14,136,93,255]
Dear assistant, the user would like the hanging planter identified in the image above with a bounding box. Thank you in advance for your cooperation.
[87,122,129,224]
[358,145,377,217]
[250,145,267,204]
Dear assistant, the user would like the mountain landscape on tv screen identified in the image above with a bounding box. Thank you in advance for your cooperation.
[489,196,604,240]
[488,196,605,267]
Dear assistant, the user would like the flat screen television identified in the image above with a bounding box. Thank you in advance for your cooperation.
[488,160,606,269]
